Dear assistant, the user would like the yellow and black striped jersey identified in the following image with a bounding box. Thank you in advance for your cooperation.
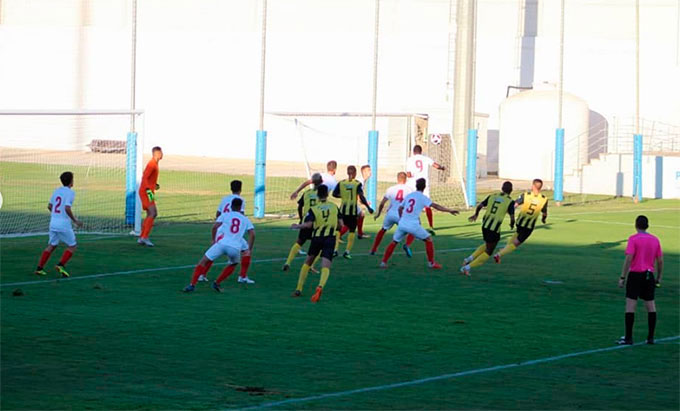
[297,188,320,221]
[305,202,341,238]
[516,191,548,229]
[333,179,364,216]
[481,192,515,233]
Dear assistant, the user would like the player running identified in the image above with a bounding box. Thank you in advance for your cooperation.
[183,198,255,293]
[406,145,446,234]
[35,172,84,277]
[333,165,374,259]
[370,172,414,255]
[290,185,344,303]
[290,160,338,200]
[461,181,515,276]
[493,179,548,264]
[380,178,459,269]
[138,146,163,247]
[199,180,254,284]
[283,173,323,271]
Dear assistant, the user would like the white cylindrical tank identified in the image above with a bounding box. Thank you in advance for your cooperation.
[498,87,589,182]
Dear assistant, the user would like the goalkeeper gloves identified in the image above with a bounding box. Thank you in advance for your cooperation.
[146,189,155,202]
[155,183,160,190]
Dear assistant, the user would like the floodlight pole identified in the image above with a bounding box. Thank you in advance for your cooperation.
[367,0,380,208]
[254,0,268,218]
[633,0,643,203]
[126,0,141,232]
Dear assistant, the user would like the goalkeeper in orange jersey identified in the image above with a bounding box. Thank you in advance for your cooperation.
[137,146,162,247]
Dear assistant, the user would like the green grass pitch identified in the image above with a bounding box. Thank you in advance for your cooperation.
[1,191,678,409]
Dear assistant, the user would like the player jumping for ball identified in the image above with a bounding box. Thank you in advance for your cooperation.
[406,145,446,234]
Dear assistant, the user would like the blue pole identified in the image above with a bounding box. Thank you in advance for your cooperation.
[254,130,267,218]
[554,128,565,203]
[466,129,478,207]
[633,133,643,202]
[367,130,379,208]
[125,131,137,225]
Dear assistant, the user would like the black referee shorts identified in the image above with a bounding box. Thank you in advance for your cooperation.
[307,236,336,261]
[516,226,534,243]
[343,215,358,231]
[626,271,656,301]
[297,228,312,244]
[482,227,501,244]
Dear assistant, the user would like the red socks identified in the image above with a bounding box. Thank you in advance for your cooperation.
[59,250,74,266]
[425,207,434,229]
[425,240,435,264]
[190,263,207,286]
[382,241,397,263]
[141,217,155,239]
[240,255,251,278]
[38,250,53,268]
[340,225,349,237]
[203,260,214,274]
[370,229,386,253]
[216,265,236,284]
[357,215,365,236]
[406,234,415,246]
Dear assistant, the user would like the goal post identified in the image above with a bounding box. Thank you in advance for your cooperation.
[260,111,468,217]
[0,109,144,237]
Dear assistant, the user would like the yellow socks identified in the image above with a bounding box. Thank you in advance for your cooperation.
[319,267,330,288]
[286,243,301,265]
[296,264,311,291]
[498,242,517,257]
[334,232,341,252]
[346,232,356,253]
[470,244,486,260]
[469,252,490,268]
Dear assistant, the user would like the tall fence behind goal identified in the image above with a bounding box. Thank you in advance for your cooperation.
[262,112,467,217]
[0,110,144,237]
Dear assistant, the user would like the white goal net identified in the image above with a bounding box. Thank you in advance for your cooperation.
[0,110,144,237]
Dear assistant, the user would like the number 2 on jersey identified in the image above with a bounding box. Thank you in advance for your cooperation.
[230,218,241,233]
[405,198,416,213]
[54,196,62,214]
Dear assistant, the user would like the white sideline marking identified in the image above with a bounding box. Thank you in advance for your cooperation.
[237,335,680,410]
[0,247,474,288]
[555,207,678,217]
[550,216,678,230]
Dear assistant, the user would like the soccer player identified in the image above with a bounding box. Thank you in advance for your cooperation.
[493,179,548,263]
[183,198,255,293]
[138,146,163,247]
[355,164,372,239]
[290,160,338,200]
[283,173,323,271]
[35,172,84,277]
[617,215,663,345]
[332,165,374,259]
[460,181,515,276]
[199,180,254,284]
[380,178,459,269]
[406,145,446,233]
[290,185,343,303]
[370,172,414,255]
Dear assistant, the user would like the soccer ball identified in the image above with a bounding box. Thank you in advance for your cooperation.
[430,134,442,145]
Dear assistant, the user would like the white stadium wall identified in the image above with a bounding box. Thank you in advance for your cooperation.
[0,0,678,170]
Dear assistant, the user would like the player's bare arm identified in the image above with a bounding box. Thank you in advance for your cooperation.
[656,255,664,285]
[47,203,53,212]
[433,162,446,171]
[431,202,459,215]
[332,185,341,199]
[619,254,633,287]
[297,201,304,222]
[469,201,486,222]
[291,221,313,230]
[358,193,374,214]
[374,197,389,220]
[65,205,83,227]
[211,222,222,243]
[290,179,312,200]
[541,202,548,224]
[247,229,255,252]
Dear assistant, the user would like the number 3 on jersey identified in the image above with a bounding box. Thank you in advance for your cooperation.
[230,218,241,233]
[405,198,416,213]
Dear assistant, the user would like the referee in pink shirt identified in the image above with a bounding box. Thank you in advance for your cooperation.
[617,215,664,345]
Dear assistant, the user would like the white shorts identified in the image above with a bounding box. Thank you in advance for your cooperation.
[48,229,76,247]
[392,221,430,243]
[240,238,248,252]
[381,212,400,231]
[204,242,241,264]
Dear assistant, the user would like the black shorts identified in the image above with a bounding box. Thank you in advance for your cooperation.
[343,215,358,231]
[626,271,656,301]
[297,228,312,244]
[308,236,336,261]
[516,226,533,243]
[482,227,501,243]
